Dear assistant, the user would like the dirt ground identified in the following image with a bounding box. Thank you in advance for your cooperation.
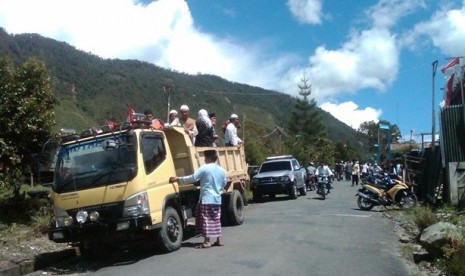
[0,223,72,273]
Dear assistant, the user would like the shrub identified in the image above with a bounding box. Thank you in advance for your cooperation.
[411,206,438,231]
[29,208,52,235]
[441,233,465,275]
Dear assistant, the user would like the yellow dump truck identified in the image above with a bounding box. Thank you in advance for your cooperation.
[48,124,248,254]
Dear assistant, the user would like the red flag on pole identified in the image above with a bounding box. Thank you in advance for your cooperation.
[444,73,455,106]
[104,120,118,130]
[441,57,460,75]
[127,105,135,124]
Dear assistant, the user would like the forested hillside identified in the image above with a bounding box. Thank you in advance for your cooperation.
[0,28,368,158]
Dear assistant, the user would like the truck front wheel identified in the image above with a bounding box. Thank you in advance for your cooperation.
[156,206,183,252]
[227,190,245,226]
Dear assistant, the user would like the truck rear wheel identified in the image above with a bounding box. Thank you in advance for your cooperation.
[227,190,245,226]
[156,206,183,252]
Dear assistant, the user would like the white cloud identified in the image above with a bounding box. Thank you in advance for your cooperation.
[408,3,465,56]
[287,0,323,25]
[0,0,454,132]
[366,0,425,28]
[320,101,382,130]
[0,0,296,91]
[275,0,429,125]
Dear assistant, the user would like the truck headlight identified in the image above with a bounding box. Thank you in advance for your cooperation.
[279,175,290,182]
[89,211,100,222]
[53,206,73,227]
[123,191,150,217]
[76,210,88,224]
[55,216,74,227]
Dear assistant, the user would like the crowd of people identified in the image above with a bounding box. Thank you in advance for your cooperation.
[143,104,243,148]
[306,160,401,188]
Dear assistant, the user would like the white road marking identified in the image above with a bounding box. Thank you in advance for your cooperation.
[327,214,371,218]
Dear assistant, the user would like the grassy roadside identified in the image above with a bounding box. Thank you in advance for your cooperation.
[387,204,465,275]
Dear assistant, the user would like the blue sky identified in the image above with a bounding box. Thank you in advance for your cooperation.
[1,0,464,141]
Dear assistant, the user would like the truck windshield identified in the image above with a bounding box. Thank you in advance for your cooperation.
[259,161,291,173]
[53,133,137,193]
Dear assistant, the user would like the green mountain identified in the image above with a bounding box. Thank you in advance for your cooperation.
[0,28,368,158]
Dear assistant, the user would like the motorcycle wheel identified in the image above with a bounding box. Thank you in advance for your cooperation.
[357,195,375,211]
[398,193,417,209]
[319,186,326,200]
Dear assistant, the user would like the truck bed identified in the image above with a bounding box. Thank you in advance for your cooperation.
[163,126,249,190]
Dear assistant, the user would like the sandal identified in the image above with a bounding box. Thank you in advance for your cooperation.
[213,241,224,247]
[195,242,211,249]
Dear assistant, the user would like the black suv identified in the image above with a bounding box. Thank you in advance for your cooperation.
[251,155,307,202]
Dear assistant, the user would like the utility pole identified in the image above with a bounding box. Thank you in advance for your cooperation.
[431,60,438,153]
[163,85,173,123]
[409,129,413,150]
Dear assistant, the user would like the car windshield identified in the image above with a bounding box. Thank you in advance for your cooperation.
[259,161,291,173]
[53,133,137,193]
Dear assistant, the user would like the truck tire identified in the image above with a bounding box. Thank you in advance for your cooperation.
[227,190,245,226]
[156,206,183,253]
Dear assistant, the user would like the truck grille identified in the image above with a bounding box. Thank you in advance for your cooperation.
[68,202,125,224]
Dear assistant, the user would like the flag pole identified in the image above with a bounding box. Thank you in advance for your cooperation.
[432,60,438,152]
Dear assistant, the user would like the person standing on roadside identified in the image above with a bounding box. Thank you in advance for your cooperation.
[169,150,226,249]
[361,162,369,183]
[351,160,360,186]
[345,160,353,181]
[224,114,243,147]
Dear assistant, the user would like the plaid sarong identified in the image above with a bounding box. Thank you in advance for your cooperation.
[195,203,222,238]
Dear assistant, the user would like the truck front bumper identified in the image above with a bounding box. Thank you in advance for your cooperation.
[49,215,152,243]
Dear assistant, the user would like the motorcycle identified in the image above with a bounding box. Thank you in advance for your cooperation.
[316,174,330,200]
[306,173,316,191]
[356,173,417,211]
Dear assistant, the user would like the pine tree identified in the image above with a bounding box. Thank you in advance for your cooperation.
[286,73,326,163]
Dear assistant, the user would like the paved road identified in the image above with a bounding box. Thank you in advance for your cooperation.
[47,180,413,276]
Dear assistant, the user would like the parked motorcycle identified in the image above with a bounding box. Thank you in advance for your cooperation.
[316,174,330,200]
[356,173,417,210]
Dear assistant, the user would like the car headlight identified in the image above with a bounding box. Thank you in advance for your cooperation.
[279,175,290,182]
[252,178,259,184]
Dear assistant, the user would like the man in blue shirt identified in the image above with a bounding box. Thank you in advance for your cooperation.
[169,150,226,248]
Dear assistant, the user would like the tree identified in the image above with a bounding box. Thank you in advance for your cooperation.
[243,119,271,166]
[357,120,401,164]
[285,72,326,164]
[0,57,58,188]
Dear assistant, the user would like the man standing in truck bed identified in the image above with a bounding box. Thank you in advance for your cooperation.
[169,149,226,249]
